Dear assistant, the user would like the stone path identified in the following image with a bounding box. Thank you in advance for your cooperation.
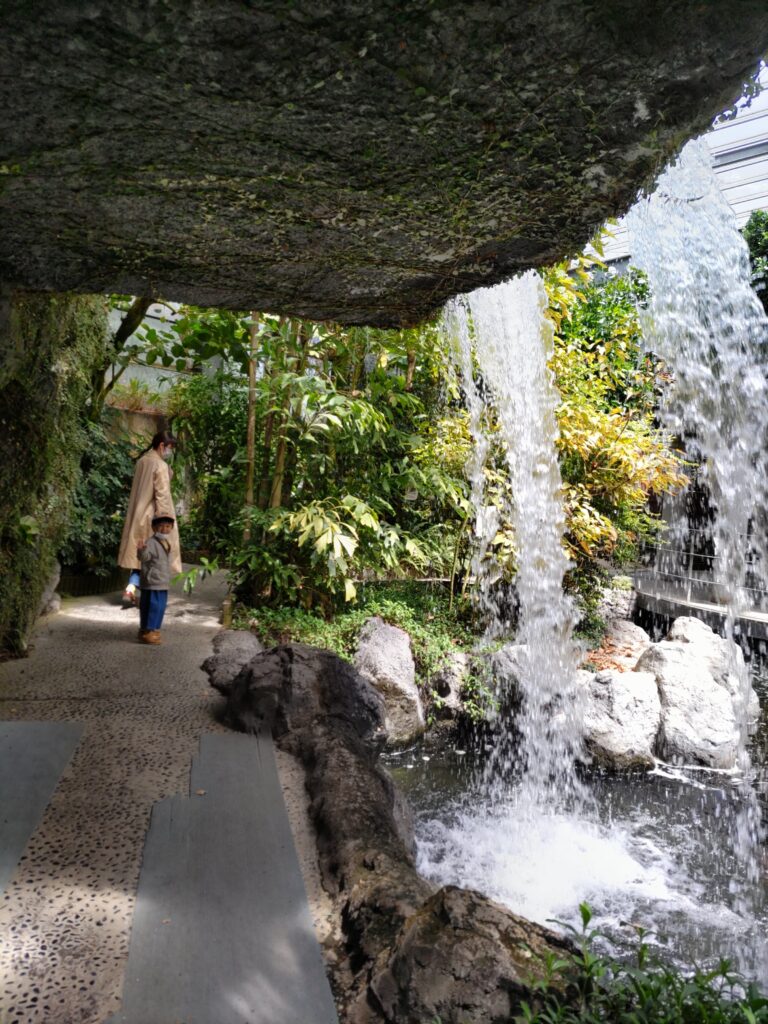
[0,574,335,1024]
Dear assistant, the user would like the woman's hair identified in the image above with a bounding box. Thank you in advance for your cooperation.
[137,430,177,458]
[151,430,176,450]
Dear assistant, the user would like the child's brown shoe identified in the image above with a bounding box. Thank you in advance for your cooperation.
[141,630,162,645]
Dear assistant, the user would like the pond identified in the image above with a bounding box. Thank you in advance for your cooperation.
[387,673,768,984]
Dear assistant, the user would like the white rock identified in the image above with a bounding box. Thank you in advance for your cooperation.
[607,620,651,648]
[583,669,661,768]
[635,616,758,768]
[355,617,424,746]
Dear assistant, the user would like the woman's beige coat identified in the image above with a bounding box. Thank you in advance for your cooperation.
[117,449,182,574]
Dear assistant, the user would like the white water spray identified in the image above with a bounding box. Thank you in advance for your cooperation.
[446,271,585,812]
[412,146,768,981]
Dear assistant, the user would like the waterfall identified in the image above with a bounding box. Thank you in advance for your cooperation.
[627,138,767,881]
[445,271,586,812]
[411,145,767,979]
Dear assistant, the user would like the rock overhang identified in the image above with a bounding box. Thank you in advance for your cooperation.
[1,1,767,326]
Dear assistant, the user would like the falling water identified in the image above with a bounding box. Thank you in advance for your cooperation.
[406,141,768,982]
[627,138,768,743]
[627,138,767,882]
[445,272,585,811]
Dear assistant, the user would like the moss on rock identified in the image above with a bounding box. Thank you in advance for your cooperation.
[0,3,767,324]
[0,291,109,656]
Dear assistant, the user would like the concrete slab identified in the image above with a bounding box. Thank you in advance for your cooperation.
[0,721,83,894]
[108,732,338,1024]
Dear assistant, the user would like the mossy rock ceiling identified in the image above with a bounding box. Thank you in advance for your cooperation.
[1,2,767,325]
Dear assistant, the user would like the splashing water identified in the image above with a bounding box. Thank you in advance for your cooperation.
[412,145,768,982]
[445,271,585,813]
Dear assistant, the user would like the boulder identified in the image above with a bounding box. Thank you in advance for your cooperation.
[211,642,572,1024]
[635,616,758,768]
[355,617,424,746]
[431,652,470,719]
[365,886,573,1024]
[201,629,264,694]
[583,669,661,768]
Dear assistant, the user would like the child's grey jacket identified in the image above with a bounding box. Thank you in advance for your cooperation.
[138,536,172,590]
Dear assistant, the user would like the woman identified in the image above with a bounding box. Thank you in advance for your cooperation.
[118,430,182,603]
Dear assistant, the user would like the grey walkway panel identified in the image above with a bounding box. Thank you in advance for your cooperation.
[0,721,83,895]
[108,731,339,1024]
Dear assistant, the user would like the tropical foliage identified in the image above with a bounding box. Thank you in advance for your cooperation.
[66,257,684,629]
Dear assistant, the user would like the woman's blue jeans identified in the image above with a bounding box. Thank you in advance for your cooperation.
[127,569,141,589]
[139,589,168,632]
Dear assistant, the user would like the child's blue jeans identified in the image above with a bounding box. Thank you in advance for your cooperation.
[139,589,168,632]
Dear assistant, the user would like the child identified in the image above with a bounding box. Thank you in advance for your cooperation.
[136,515,174,645]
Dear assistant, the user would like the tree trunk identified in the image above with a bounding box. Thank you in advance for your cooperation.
[405,348,417,391]
[90,294,155,421]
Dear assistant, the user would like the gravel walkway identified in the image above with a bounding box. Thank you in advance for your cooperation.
[0,574,230,1024]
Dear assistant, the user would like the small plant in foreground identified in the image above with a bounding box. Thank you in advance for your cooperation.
[518,903,768,1024]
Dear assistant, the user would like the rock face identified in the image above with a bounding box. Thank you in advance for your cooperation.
[207,642,572,1024]
[583,669,661,768]
[635,616,756,768]
[355,617,424,746]
[1,4,767,324]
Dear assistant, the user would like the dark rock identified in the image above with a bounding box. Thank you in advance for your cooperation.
[1,3,767,324]
[214,642,571,1022]
[365,886,573,1024]
[201,628,264,694]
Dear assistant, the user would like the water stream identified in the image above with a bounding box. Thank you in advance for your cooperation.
[404,141,768,984]
[444,273,584,812]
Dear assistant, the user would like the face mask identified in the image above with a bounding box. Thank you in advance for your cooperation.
[153,530,171,540]
[162,449,174,462]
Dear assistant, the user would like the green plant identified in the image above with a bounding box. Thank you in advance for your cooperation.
[611,574,633,591]
[237,580,474,699]
[518,903,768,1024]
[57,421,137,576]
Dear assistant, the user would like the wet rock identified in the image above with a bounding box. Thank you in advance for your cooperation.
[201,629,264,694]
[365,886,573,1024]
[431,652,469,719]
[355,617,424,747]
[212,642,571,1023]
[583,669,661,768]
[635,616,758,768]
[608,619,650,650]
[588,619,651,673]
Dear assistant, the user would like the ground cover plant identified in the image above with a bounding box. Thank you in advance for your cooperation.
[516,905,768,1024]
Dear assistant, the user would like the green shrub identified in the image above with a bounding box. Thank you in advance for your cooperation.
[611,574,633,592]
[236,580,474,687]
[519,904,767,1024]
[58,420,137,575]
